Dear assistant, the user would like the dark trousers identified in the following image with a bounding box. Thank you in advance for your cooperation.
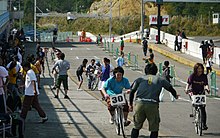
[20,95,46,119]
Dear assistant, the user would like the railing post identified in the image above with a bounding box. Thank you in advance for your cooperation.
[127,52,131,66]
[170,65,176,86]
[115,48,119,59]
[210,71,217,96]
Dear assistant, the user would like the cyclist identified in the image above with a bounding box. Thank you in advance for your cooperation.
[129,63,178,138]
[86,59,96,89]
[102,66,131,126]
[185,63,210,130]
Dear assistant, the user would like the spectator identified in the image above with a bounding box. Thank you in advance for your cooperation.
[142,37,148,57]
[116,53,125,67]
[98,57,110,100]
[181,28,187,39]
[0,57,9,113]
[159,61,175,102]
[119,37,125,55]
[200,41,208,64]
[76,59,88,91]
[20,61,48,137]
[52,53,70,99]
[174,33,178,51]
[209,39,215,60]
[86,59,96,89]
[206,54,213,75]
[129,63,178,138]
[177,31,182,51]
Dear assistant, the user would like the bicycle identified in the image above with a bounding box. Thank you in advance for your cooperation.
[90,69,100,91]
[110,93,126,138]
[189,92,207,136]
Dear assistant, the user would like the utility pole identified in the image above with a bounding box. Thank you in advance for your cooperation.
[141,0,144,40]
[34,0,36,42]
[109,0,112,42]
[156,0,163,44]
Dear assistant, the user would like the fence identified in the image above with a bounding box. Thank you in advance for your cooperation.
[40,31,73,42]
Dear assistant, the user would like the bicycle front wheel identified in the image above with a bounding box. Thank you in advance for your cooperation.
[114,108,120,135]
[119,108,125,138]
[91,77,99,91]
[197,108,203,136]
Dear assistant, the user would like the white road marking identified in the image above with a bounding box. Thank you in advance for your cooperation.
[87,48,91,50]
[75,56,79,59]
[178,97,191,102]
[94,56,100,59]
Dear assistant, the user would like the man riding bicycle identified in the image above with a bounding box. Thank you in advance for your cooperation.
[185,63,210,130]
[102,66,131,126]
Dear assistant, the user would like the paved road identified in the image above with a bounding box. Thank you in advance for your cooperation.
[23,42,220,138]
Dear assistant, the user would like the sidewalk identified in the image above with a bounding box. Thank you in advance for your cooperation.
[148,43,220,76]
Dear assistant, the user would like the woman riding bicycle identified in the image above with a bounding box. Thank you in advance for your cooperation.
[102,66,131,126]
[185,63,210,130]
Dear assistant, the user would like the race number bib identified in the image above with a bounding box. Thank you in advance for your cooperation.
[191,95,206,105]
[110,94,126,106]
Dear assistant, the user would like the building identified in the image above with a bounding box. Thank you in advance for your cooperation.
[213,13,220,24]
[0,0,10,41]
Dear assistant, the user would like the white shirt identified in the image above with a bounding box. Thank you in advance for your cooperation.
[25,69,39,96]
[110,64,114,77]
[0,66,8,95]
[178,35,182,43]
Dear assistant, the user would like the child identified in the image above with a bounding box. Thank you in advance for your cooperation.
[76,59,88,90]
[159,61,174,102]
[116,53,125,67]
[206,54,213,75]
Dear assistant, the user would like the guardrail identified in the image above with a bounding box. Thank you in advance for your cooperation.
[40,31,73,42]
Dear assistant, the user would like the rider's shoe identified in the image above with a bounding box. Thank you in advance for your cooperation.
[109,117,114,124]
[202,125,208,130]
[124,120,131,127]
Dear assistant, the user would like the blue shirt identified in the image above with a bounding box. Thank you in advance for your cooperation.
[101,64,110,81]
[116,57,125,67]
[104,76,130,96]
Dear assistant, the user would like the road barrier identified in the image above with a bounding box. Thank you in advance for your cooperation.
[170,65,176,86]
[210,71,219,96]
[40,32,73,42]
[126,52,139,70]
[114,48,119,59]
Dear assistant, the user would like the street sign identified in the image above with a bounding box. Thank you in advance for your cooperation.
[149,15,169,26]
[145,0,220,2]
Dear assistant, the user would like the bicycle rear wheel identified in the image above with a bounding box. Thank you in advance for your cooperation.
[114,108,120,135]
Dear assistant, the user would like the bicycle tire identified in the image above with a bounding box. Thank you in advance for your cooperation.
[119,108,126,138]
[114,108,120,135]
[91,77,99,91]
[194,108,199,134]
[198,108,203,136]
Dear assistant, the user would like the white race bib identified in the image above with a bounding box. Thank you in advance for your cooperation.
[191,95,206,105]
[110,93,126,106]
